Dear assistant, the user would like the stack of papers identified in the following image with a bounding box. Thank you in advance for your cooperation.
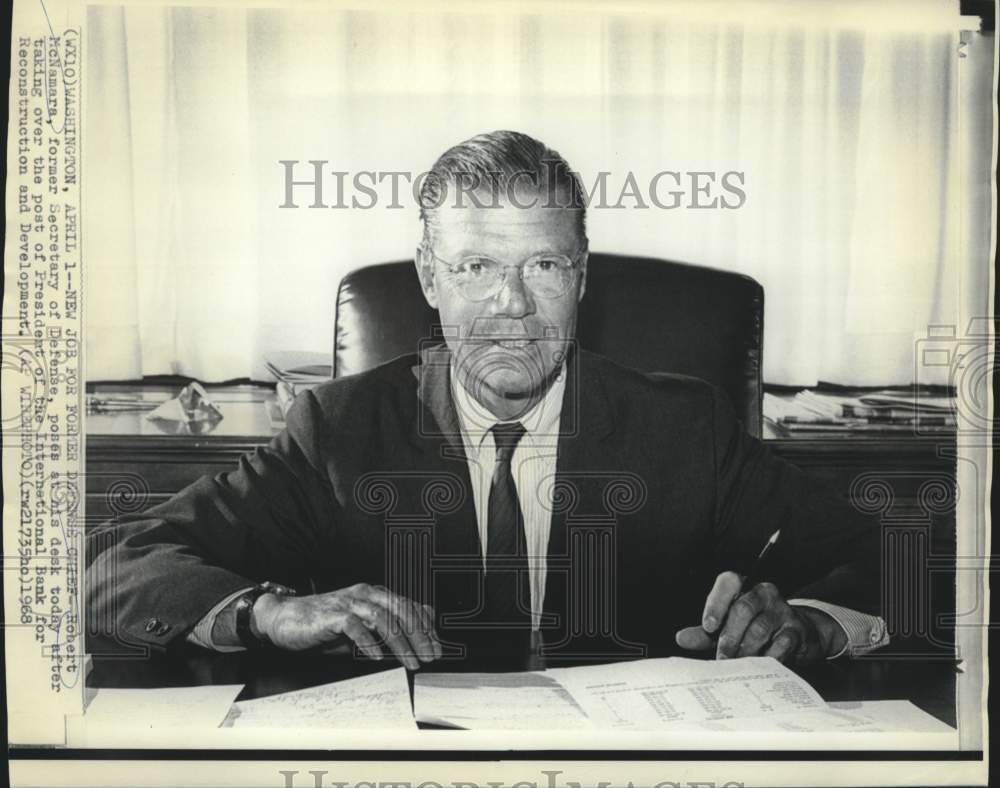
[264,350,333,383]
[79,659,954,737]
[414,657,955,734]
[264,350,333,417]
[765,388,956,433]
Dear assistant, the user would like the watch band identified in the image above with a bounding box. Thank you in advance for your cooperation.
[234,582,296,649]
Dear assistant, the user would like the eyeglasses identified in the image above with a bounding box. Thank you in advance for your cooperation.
[425,246,585,302]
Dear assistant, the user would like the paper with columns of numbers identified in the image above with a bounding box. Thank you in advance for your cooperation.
[544,657,827,730]
[224,667,415,729]
[414,657,828,730]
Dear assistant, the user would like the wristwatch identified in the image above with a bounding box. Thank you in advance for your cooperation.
[234,582,296,649]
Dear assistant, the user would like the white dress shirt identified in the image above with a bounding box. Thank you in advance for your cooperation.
[191,364,889,658]
[450,362,567,632]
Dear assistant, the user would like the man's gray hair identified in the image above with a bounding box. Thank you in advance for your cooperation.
[419,130,587,244]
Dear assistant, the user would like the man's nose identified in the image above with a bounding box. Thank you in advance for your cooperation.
[492,267,535,317]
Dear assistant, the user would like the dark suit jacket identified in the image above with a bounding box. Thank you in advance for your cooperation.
[86,346,881,660]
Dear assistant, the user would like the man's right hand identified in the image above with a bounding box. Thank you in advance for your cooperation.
[252,583,442,670]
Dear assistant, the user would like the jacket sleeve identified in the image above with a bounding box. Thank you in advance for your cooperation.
[709,385,883,616]
[85,390,337,652]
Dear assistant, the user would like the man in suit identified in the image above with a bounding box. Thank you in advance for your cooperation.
[87,130,888,669]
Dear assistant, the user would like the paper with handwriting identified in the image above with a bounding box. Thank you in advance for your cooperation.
[224,667,415,729]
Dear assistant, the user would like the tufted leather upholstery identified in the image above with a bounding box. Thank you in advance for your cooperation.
[333,254,764,437]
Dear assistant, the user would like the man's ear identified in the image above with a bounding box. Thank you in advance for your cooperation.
[414,246,438,309]
[576,250,589,303]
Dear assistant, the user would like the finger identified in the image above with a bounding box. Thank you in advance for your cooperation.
[374,589,438,663]
[797,641,824,664]
[368,605,421,671]
[764,625,803,663]
[356,585,427,667]
[421,604,443,660]
[675,625,716,651]
[737,610,781,657]
[319,641,353,656]
[347,598,381,629]
[358,586,442,664]
[716,589,766,659]
[794,625,825,664]
[359,583,410,618]
[702,571,743,633]
[397,598,437,663]
[340,614,384,661]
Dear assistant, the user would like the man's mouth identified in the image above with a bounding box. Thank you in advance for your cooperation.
[489,338,535,349]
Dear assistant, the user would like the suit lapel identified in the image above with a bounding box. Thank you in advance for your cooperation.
[543,350,643,657]
[544,350,619,621]
[408,346,484,623]
[411,344,465,456]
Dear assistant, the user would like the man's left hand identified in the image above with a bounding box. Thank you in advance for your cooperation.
[675,571,846,663]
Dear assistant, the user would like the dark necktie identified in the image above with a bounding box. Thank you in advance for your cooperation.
[485,421,531,628]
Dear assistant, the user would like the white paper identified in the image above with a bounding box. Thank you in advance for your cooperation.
[546,657,827,730]
[824,700,956,732]
[660,700,955,733]
[414,671,592,730]
[414,659,958,735]
[84,685,244,729]
[224,667,415,729]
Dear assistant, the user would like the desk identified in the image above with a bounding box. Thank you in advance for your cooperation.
[85,646,958,729]
[85,382,958,657]
[85,383,279,523]
[86,383,957,518]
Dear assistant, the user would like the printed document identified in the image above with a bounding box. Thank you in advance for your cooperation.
[414,657,951,732]
[546,657,826,730]
[414,670,592,729]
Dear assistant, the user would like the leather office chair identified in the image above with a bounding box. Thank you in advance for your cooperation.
[333,253,764,437]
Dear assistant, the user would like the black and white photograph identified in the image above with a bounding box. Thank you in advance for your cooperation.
[2,0,996,786]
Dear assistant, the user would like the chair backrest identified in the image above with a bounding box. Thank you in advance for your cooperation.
[333,253,764,436]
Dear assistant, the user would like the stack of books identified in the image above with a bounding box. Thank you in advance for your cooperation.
[263,351,333,421]
[764,388,957,434]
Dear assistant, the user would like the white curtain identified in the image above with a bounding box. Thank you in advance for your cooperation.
[84,0,991,385]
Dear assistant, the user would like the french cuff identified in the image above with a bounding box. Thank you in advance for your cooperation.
[789,598,889,659]
[186,587,254,653]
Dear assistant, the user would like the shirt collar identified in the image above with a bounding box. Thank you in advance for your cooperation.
[451,363,567,452]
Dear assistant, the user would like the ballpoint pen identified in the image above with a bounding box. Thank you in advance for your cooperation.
[742,529,781,590]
